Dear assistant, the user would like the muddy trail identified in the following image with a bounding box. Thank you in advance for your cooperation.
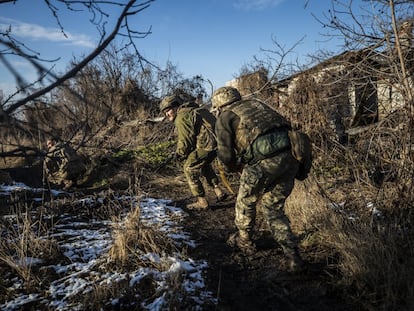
[172,200,357,311]
[148,173,358,311]
[4,164,359,310]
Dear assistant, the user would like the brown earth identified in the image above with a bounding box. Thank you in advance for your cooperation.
[142,168,358,311]
[3,162,359,311]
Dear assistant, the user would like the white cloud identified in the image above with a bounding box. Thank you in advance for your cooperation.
[0,17,95,48]
[233,0,285,10]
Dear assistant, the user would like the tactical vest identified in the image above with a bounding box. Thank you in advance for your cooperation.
[226,99,291,156]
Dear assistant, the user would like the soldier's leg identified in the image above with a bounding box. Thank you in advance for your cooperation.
[183,155,205,197]
[194,151,226,201]
[235,164,265,236]
[258,151,298,247]
[183,150,210,196]
[227,164,264,254]
[259,152,303,270]
[201,161,228,201]
[183,151,210,209]
[200,152,220,188]
[261,179,303,271]
[261,181,296,250]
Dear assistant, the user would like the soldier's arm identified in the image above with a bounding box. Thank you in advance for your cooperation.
[216,110,241,172]
[175,112,196,159]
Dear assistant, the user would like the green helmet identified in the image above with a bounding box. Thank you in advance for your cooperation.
[211,86,241,109]
[160,95,183,112]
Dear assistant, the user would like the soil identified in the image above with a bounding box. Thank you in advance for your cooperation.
[4,163,359,311]
[141,168,358,311]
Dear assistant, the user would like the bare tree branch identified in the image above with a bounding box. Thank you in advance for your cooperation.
[1,0,154,115]
[389,0,414,103]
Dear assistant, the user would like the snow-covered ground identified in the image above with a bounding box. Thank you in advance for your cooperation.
[0,183,216,310]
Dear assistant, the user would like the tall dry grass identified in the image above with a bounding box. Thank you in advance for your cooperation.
[108,201,179,269]
[99,199,193,310]
[0,204,61,288]
[288,178,414,309]
[282,74,414,309]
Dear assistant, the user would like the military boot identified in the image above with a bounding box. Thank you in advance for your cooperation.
[187,196,209,210]
[227,230,257,256]
[214,186,227,202]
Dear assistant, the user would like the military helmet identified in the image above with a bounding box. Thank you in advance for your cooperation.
[160,95,183,112]
[211,86,241,109]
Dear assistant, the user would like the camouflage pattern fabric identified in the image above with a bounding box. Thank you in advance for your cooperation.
[183,147,219,197]
[44,142,85,186]
[174,102,220,197]
[224,99,291,156]
[174,102,216,158]
[194,107,217,152]
[235,149,299,251]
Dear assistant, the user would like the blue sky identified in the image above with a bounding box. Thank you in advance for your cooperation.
[0,0,355,97]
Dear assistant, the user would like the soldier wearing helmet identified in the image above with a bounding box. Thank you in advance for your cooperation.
[210,86,241,110]
[212,86,304,272]
[160,95,183,121]
[160,93,227,210]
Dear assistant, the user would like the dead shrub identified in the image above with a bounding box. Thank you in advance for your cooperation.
[276,68,414,309]
[0,204,62,287]
[318,210,414,309]
[108,204,178,270]
[82,274,158,310]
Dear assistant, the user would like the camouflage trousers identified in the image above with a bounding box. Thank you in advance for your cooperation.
[183,149,219,197]
[235,149,299,250]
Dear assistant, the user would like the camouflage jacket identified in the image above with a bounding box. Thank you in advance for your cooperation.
[174,102,217,159]
[44,142,85,181]
[215,99,291,171]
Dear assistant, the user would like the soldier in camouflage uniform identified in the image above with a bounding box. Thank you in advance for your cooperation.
[44,138,86,189]
[160,94,226,210]
[212,86,303,271]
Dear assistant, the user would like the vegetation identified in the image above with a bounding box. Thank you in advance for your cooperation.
[1,0,414,309]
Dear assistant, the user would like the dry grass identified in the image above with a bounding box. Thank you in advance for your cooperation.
[108,202,178,271]
[2,66,414,309]
[108,205,141,264]
[287,170,414,309]
[280,73,414,310]
[104,200,192,309]
[0,204,61,288]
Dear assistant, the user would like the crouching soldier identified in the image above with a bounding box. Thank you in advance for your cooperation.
[44,138,86,189]
[212,86,304,272]
[160,94,226,210]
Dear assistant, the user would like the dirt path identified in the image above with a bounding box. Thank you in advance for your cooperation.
[182,206,350,310]
[5,164,359,310]
[149,173,358,311]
